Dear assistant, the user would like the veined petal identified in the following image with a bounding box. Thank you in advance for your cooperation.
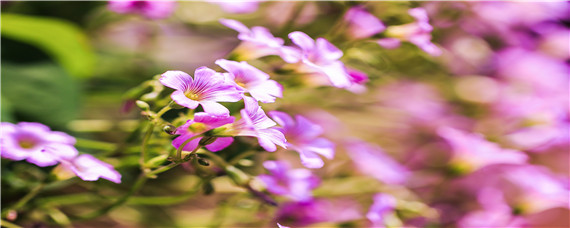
[298,150,325,169]
[200,101,231,116]
[171,90,200,109]
[258,128,287,152]
[295,115,324,139]
[172,134,201,152]
[194,112,235,128]
[160,71,193,91]
[248,80,283,103]
[205,137,234,152]
[315,38,343,61]
[310,60,352,88]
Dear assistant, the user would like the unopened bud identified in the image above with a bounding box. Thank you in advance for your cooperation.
[163,125,177,135]
[199,136,216,146]
[6,210,17,221]
[135,100,150,111]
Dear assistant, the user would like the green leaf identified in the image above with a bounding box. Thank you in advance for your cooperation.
[1,62,81,128]
[1,13,96,78]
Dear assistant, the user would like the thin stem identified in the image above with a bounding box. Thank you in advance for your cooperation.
[147,145,203,178]
[155,106,172,118]
[198,150,230,168]
[140,123,155,172]
[1,182,46,218]
[0,219,22,228]
[229,150,258,165]
[175,135,202,161]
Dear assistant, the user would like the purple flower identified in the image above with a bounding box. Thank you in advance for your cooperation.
[283,31,352,88]
[344,6,386,39]
[220,19,286,59]
[226,96,286,152]
[159,67,243,116]
[382,8,441,56]
[215,59,283,103]
[269,111,335,169]
[59,154,122,183]
[173,112,235,152]
[346,68,369,94]
[275,199,362,227]
[277,223,289,228]
[108,1,176,19]
[258,160,320,202]
[366,194,398,227]
[1,122,78,167]
[345,140,409,184]
[437,127,528,172]
[212,1,260,14]
[458,188,526,228]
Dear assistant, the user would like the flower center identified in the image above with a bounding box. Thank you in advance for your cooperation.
[188,122,208,133]
[18,138,37,149]
[184,91,200,100]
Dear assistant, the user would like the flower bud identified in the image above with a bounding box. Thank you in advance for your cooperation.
[197,157,210,166]
[199,136,216,146]
[163,124,177,135]
[135,100,150,111]
[225,165,250,186]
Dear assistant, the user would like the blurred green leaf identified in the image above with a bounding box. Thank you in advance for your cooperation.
[1,13,96,78]
[1,62,80,128]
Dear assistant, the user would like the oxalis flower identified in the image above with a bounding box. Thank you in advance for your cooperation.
[367,194,399,227]
[1,122,78,167]
[220,19,287,60]
[160,67,242,116]
[345,140,409,184]
[173,112,235,152]
[220,96,286,152]
[258,160,320,202]
[281,31,352,88]
[58,154,122,184]
[215,59,283,103]
[108,1,176,20]
[269,111,334,169]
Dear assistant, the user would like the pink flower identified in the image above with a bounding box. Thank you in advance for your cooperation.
[173,112,235,152]
[215,59,283,103]
[269,111,335,169]
[159,67,243,116]
[108,1,176,19]
[59,154,122,183]
[380,8,442,56]
[367,194,398,227]
[258,160,320,202]
[438,127,528,172]
[283,31,352,88]
[220,19,286,59]
[344,6,386,39]
[212,1,260,14]
[345,140,409,184]
[1,122,78,167]
[227,97,286,152]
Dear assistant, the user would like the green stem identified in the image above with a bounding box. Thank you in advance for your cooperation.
[155,105,172,118]
[1,182,46,218]
[74,138,116,151]
[140,123,155,172]
[229,150,258,165]
[175,135,202,161]
[198,150,230,168]
[0,219,22,228]
[147,145,203,178]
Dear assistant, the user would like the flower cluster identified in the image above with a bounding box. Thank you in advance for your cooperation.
[1,122,121,183]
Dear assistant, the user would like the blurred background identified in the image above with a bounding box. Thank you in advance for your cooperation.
[1,1,568,227]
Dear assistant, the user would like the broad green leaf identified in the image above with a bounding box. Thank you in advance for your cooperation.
[1,62,80,128]
[1,13,95,78]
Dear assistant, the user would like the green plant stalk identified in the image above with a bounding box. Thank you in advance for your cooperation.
[1,182,46,218]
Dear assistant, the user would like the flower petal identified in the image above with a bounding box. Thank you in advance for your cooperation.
[160,70,193,91]
[289,31,315,52]
[220,18,251,34]
[205,137,234,152]
[171,90,200,109]
[200,101,230,116]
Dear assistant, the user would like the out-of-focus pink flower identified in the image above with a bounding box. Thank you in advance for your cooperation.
[437,127,528,172]
[345,69,369,94]
[377,81,448,122]
[215,59,283,103]
[212,1,260,14]
[59,154,122,183]
[276,223,289,228]
[282,31,352,88]
[220,19,286,60]
[275,199,362,227]
[227,97,286,152]
[382,8,441,56]
[345,140,409,184]
[269,111,335,169]
[1,122,78,167]
[258,160,319,202]
[172,113,235,152]
[344,6,385,39]
[159,68,243,116]
[108,1,176,19]
[458,188,526,228]
[367,193,398,227]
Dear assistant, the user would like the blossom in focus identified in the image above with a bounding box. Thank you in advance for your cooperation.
[344,6,386,39]
[380,7,441,56]
[220,19,286,60]
[215,59,283,103]
[107,1,176,19]
[437,127,528,173]
[258,160,319,202]
[212,1,260,14]
[172,112,236,152]
[283,31,352,88]
[1,122,78,167]
[227,97,286,152]
[159,68,242,116]
[367,193,398,227]
[59,154,122,183]
[269,111,335,169]
[345,140,409,184]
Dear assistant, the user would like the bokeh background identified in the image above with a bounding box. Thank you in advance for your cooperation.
[1,1,569,227]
